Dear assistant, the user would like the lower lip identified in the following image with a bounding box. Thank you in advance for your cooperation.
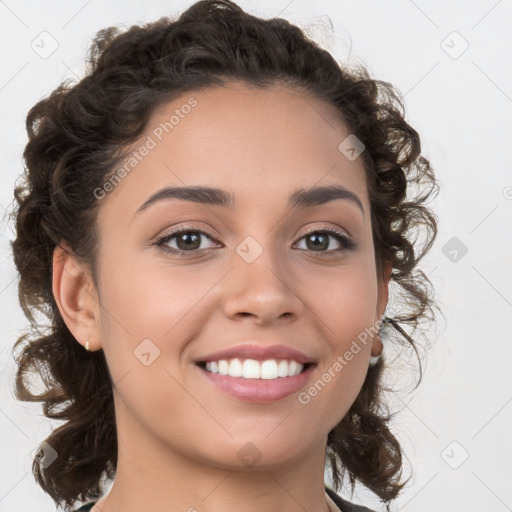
[197,364,316,403]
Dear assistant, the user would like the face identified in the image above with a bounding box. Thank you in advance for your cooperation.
[82,82,389,471]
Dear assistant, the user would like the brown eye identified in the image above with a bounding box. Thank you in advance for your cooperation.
[172,231,202,251]
[295,228,355,253]
[155,228,219,255]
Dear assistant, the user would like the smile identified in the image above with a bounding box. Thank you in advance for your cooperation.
[196,359,316,403]
[202,358,307,379]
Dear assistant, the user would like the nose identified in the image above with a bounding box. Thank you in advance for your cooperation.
[220,237,305,326]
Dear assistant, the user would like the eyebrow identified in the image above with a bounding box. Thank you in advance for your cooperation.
[135,184,365,217]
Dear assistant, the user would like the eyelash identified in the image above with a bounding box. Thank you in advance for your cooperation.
[153,224,355,256]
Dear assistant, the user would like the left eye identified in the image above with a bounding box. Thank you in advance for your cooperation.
[295,229,354,252]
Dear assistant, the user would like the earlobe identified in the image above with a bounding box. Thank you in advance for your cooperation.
[370,330,383,358]
[52,243,100,351]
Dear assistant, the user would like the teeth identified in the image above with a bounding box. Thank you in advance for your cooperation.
[204,358,304,379]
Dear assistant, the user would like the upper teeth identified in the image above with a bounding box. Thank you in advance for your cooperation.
[204,358,304,379]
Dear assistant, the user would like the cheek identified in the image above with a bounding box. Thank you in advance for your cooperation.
[96,251,225,399]
[296,262,378,426]
[298,338,370,437]
[98,251,205,342]
[309,259,379,339]
[95,256,207,443]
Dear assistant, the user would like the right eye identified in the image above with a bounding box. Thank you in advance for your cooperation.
[154,227,221,255]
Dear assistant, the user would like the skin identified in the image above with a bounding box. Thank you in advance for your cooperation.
[53,81,390,512]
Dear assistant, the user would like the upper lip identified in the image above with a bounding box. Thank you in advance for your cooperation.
[196,343,316,365]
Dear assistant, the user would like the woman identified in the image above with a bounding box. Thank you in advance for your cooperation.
[11,1,439,511]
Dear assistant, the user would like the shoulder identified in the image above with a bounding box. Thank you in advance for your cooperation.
[73,503,96,512]
[325,486,377,512]
[74,492,374,512]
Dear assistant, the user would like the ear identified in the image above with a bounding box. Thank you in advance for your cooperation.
[376,260,392,319]
[372,260,392,357]
[52,243,101,351]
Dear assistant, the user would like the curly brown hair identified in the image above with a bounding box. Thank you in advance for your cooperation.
[9,0,440,510]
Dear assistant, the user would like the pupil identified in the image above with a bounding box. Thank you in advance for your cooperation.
[178,232,199,250]
[308,233,327,251]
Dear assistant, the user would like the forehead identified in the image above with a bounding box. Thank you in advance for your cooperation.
[98,81,369,219]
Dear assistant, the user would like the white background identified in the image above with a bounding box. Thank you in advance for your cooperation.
[1,1,511,511]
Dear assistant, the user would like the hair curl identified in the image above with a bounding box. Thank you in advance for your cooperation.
[9,1,440,510]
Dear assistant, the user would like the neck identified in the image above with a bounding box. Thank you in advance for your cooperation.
[93,409,335,512]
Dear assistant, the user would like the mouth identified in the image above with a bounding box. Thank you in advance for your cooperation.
[195,358,317,403]
[196,358,314,380]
